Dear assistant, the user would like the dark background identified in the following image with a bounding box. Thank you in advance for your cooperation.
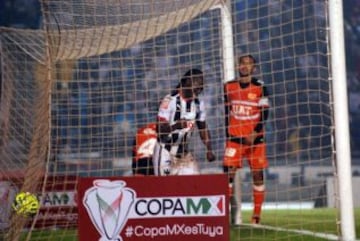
[0,0,359,162]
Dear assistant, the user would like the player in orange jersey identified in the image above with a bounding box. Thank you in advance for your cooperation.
[223,54,270,225]
[132,123,157,176]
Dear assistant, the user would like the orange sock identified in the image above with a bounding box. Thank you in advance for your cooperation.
[253,187,265,217]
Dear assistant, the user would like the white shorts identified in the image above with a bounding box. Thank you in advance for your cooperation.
[152,142,199,176]
[152,142,172,176]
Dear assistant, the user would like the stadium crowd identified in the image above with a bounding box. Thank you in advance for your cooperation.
[1,0,360,162]
[344,0,360,155]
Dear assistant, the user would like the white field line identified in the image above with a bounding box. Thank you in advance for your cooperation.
[241,201,314,210]
[239,202,360,240]
[240,223,340,240]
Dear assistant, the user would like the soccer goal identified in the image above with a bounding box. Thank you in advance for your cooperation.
[0,0,355,241]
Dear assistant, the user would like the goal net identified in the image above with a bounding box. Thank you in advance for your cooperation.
[0,0,346,240]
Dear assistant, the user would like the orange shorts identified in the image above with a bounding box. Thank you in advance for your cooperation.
[223,140,268,169]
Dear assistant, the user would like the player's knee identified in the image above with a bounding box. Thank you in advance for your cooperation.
[223,166,236,183]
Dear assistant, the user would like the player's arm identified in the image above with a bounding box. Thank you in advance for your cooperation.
[196,100,215,162]
[197,120,215,162]
[247,85,270,144]
[253,106,269,133]
[223,84,231,139]
[156,118,188,142]
[254,85,270,132]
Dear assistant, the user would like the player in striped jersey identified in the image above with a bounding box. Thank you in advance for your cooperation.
[153,69,215,176]
[223,55,270,225]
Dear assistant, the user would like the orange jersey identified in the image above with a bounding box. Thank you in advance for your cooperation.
[224,78,269,137]
[133,123,157,162]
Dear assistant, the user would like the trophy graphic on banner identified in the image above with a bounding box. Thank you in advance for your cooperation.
[83,180,135,241]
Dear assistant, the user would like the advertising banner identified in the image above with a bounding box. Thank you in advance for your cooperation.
[0,181,18,230]
[0,175,78,229]
[78,174,229,241]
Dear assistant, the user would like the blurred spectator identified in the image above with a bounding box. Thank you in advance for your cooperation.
[0,0,41,29]
[1,0,360,161]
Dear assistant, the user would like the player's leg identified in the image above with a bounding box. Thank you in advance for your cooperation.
[249,142,268,224]
[250,169,265,224]
[223,141,244,225]
[152,143,161,176]
[132,157,154,176]
[153,143,172,176]
[232,168,242,225]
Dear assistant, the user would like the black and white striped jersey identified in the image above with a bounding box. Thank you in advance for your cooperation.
[157,93,206,156]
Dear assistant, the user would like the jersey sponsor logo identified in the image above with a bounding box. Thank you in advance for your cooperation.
[142,127,156,136]
[231,104,252,116]
[247,93,257,100]
[162,160,172,176]
[224,147,236,157]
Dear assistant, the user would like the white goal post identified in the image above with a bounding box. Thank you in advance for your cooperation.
[218,1,356,240]
[328,0,355,240]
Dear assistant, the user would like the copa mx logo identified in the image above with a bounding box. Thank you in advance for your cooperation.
[78,175,229,241]
[82,180,135,241]
[132,196,225,218]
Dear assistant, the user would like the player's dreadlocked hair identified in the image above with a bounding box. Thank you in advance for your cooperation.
[180,68,203,87]
[172,68,203,95]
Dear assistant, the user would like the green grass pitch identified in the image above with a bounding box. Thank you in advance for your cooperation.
[4,208,360,241]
